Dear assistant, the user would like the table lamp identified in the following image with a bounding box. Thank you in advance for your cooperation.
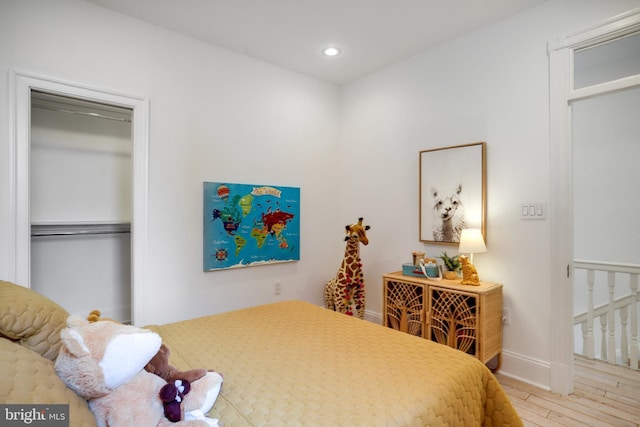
[458,228,486,264]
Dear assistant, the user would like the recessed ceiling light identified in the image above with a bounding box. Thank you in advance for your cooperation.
[322,46,341,57]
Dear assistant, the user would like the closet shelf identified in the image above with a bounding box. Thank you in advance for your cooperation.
[31,222,131,236]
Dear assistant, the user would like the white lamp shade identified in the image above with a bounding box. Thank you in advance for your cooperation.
[458,228,487,254]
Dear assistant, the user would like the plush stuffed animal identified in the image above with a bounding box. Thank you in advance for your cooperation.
[160,379,191,422]
[55,317,223,427]
[87,309,113,323]
[87,310,209,384]
[147,342,209,384]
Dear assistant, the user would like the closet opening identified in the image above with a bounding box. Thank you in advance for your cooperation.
[30,90,133,323]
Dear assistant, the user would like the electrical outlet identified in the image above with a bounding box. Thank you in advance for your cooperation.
[274,281,281,295]
[502,308,510,325]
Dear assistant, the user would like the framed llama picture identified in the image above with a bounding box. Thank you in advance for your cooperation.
[419,142,486,245]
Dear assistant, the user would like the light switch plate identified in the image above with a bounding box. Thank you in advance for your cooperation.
[520,202,546,220]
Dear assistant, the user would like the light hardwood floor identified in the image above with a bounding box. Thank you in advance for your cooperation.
[496,356,640,426]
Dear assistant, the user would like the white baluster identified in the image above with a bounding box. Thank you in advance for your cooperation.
[619,306,628,366]
[586,269,595,359]
[600,314,607,361]
[607,272,616,364]
[581,321,588,356]
[630,273,638,370]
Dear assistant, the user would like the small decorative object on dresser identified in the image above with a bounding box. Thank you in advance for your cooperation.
[419,258,442,280]
[458,227,486,285]
[438,251,460,280]
[459,255,481,286]
[411,251,425,265]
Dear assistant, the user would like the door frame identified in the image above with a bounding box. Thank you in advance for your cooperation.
[8,69,150,325]
[548,8,640,394]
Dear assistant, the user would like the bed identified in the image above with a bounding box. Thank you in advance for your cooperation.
[1,280,522,426]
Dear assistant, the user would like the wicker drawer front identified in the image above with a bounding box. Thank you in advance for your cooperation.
[429,287,478,356]
[383,279,426,338]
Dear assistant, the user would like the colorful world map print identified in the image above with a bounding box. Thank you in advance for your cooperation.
[203,182,300,271]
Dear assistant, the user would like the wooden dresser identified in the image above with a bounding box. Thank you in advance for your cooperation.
[383,271,503,367]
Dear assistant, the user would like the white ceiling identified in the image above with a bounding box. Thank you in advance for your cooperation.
[85,0,546,85]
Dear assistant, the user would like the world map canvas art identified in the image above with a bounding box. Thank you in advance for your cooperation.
[203,182,300,271]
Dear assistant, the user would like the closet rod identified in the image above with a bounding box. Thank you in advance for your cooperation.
[31,223,131,237]
[31,103,132,123]
[32,230,131,237]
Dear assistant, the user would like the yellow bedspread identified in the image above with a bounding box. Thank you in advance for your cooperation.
[147,300,522,427]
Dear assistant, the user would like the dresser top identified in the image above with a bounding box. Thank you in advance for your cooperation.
[384,271,502,293]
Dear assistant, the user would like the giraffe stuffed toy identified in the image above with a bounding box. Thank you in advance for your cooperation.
[324,217,371,318]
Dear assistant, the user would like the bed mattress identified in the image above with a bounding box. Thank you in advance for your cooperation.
[147,300,522,426]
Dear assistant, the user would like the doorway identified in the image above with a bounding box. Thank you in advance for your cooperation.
[548,9,640,393]
[9,70,150,325]
[571,82,640,364]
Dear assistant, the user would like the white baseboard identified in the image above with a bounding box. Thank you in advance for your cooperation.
[496,350,551,390]
[364,309,382,325]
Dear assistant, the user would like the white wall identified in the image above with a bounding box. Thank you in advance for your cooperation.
[0,0,341,324]
[573,88,640,264]
[339,0,640,387]
[30,101,133,223]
